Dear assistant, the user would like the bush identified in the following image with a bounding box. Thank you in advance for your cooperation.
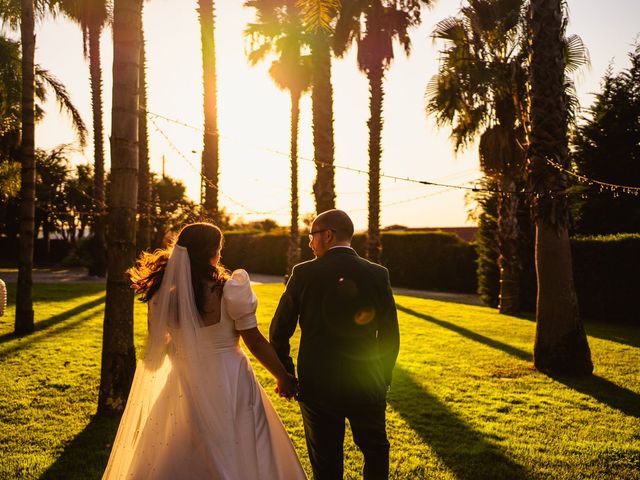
[223,230,477,293]
[62,236,99,270]
[379,232,477,293]
[477,229,640,324]
[221,232,289,275]
[0,237,72,265]
[571,234,640,324]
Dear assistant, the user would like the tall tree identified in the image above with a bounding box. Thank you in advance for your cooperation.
[15,0,37,334]
[527,0,592,375]
[59,0,112,277]
[245,0,312,276]
[426,0,528,314]
[299,0,339,213]
[137,18,151,253]
[98,0,141,415]
[572,44,640,235]
[335,0,430,263]
[198,0,220,221]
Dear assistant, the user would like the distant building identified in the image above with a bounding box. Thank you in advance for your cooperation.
[382,225,478,243]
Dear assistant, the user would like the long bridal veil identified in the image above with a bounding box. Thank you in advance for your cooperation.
[103,245,232,479]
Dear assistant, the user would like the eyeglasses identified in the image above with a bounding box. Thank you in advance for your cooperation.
[308,228,334,241]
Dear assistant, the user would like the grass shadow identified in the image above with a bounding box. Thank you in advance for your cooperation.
[389,366,532,480]
[583,321,640,349]
[2,282,105,305]
[40,414,120,480]
[492,306,640,350]
[397,304,640,420]
[0,295,105,358]
[397,304,532,361]
[552,374,640,419]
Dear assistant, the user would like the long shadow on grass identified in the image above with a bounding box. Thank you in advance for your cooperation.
[551,374,640,419]
[0,295,105,357]
[40,414,120,480]
[583,322,640,349]
[502,308,640,350]
[397,304,532,361]
[389,366,532,479]
[398,305,640,419]
[3,282,105,305]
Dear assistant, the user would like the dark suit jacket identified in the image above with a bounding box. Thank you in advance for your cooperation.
[270,247,400,407]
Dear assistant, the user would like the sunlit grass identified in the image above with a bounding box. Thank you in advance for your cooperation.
[0,283,638,479]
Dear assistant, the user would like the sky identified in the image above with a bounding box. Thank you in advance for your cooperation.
[4,0,640,231]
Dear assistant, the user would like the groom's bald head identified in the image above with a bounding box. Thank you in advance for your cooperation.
[312,209,354,243]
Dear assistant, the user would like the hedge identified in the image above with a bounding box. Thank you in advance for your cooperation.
[571,234,640,324]
[476,228,640,324]
[222,231,478,293]
[3,230,636,324]
[0,237,71,264]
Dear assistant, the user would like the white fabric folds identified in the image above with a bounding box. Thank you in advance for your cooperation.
[103,246,306,479]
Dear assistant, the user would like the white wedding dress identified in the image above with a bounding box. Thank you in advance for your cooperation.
[103,246,306,479]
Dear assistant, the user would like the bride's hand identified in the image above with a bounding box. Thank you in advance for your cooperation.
[275,374,299,400]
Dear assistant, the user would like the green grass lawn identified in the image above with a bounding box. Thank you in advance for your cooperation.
[0,283,638,479]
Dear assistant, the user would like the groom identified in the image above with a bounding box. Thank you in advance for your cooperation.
[270,209,400,480]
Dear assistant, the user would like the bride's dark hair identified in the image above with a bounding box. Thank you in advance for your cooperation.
[128,222,230,313]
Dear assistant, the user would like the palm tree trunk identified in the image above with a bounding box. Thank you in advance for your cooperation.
[366,64,383,263]
[15,0,36,334]
[89,19,107,277]
[310,34,335,214]
[529,0,592,375]
[497,175,520,314]
[98,0,141,416]
[287,90,301,278]
[198,0,220,222]
[137,24,151,253]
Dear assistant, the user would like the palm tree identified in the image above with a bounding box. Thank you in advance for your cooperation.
[298,0,339,213]
[98,0,141,415]
[335,0,431,263]
[245,0,312,276]
[426,0,528,314]
[527,0,592,375]
[59,0,112,277]
[15,0,37,334]
[198,0,220,222]
[137,19,151,253]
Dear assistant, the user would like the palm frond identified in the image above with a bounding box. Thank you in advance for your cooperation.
[432,16,467,43]
[564,34,590,73]
[332,0,361,57]
[246,41,273,65]
[35,66,88,147]
[297,0,339,33]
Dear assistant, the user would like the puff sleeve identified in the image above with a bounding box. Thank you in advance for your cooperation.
[223,269,258,331]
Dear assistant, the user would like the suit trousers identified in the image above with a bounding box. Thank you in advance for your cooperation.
[299,398,389,480]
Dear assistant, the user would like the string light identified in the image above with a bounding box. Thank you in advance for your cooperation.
[149,116,289,216]
[143,109,640,199]
[545,157,640,197]
[144,109,520,195]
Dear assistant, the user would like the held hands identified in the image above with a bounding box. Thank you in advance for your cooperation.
[275,373,299,401]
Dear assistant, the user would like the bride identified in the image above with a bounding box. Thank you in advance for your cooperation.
[103,223,307,479]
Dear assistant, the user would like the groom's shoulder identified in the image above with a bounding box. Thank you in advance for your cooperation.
[291,258,316,276]
[359,257,390,280]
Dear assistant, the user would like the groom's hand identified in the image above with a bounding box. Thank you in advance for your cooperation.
[276,374,299,400]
